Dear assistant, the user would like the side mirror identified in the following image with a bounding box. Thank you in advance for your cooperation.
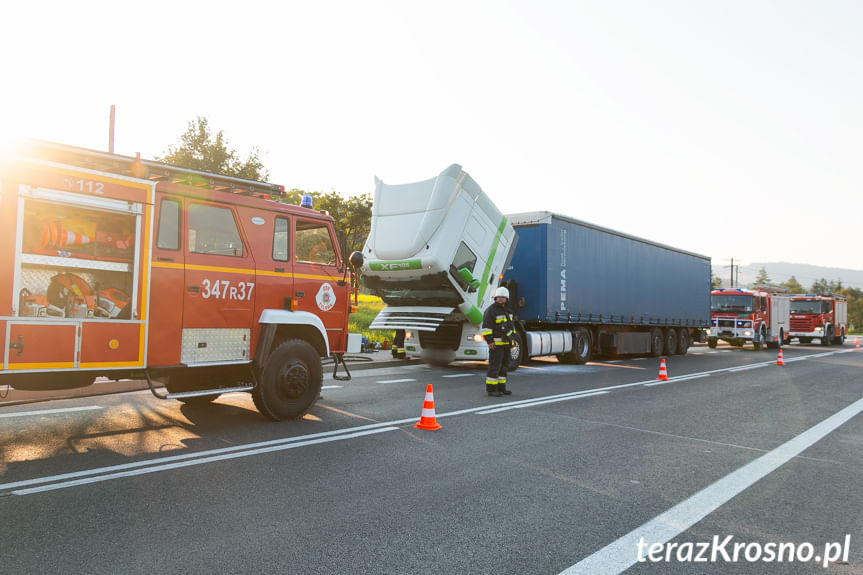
[349,251,364,270]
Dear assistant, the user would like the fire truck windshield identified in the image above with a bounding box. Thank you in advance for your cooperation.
[790,300,821,314]
[711,294,754,313]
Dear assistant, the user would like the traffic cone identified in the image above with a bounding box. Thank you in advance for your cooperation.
[414,383,442,430]
[856,337,860,349]
[657,358,669,381]
[776,348,785,366]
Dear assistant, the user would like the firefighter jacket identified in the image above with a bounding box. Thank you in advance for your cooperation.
[482,301,516,347]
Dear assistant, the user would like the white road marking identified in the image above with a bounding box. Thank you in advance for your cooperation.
[477,391,609,414]
[0,406,103,419]
[441,373,476,378]
[4,427,398,495]
[377,378,416,384]
[560,394,863,575]
[321,385,343,390]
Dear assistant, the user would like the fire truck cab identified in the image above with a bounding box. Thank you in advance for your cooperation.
[1,141,358,420]
[707,288,789,350]
[787,294,847,346]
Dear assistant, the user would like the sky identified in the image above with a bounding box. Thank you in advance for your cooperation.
[2,0,861,273]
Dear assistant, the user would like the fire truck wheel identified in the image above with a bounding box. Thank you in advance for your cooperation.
[707,337,718,349]
[254,339,322,421]
[676,328,690,355]
[753,327,765,350]
[822,326,834,346]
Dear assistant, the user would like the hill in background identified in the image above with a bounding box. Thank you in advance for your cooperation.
[717,262,863,290]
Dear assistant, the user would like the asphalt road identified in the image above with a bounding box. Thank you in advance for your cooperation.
[1,342,862,574]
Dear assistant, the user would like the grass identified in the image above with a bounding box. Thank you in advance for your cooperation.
[349,293,394,344]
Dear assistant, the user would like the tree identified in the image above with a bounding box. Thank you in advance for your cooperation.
[711,273,723,289]
[780,275,804,294]
[753,266,771,286]
[158,117,268,181]
[282,189,373,258]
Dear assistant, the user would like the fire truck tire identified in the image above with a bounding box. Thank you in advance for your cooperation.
[650,328,664,357]
[676,328,690,355]
[822,326,834,346]
[254,339,322,421]
[753,327,765,350]
[707,337,718,349]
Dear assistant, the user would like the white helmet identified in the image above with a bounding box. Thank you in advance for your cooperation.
[494,286,509,299]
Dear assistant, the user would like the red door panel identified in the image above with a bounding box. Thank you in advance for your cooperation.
[7,322,76,369]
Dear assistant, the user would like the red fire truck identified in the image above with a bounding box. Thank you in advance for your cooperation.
[786,294,848,346]
[0,140,359,420]
[707,288,789,350]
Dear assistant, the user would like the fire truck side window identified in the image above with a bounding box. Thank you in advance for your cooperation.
[189,203,244,257]
[296,220,335,265]
[156,198,180,250]
[273,217,289,262]
[823,301,832,313]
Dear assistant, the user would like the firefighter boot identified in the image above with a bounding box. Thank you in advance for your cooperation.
[486,380,501,397]
[498,378,512,395]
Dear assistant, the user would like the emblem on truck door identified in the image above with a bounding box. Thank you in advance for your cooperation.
[316,283,336,311]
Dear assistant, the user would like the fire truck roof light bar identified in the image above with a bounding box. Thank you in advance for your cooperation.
[23,140,286,198]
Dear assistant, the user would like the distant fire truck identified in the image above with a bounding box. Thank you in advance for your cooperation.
[1,140,359,420]
[708,288,789,350]
[787,294,847,346]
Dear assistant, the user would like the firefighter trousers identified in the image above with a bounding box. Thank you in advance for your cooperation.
[486,346,509,392]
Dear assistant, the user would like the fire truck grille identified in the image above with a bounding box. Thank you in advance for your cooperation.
[419,322,462,350]
[790,318,812,331]
[718,319,735,328]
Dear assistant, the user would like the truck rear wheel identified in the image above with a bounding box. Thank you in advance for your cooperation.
[253,339,322,421]
[663,328,678,356]
[676,328,690,355]
[650,328,664,357]
[506,332,524,371]
[572,328,592,364]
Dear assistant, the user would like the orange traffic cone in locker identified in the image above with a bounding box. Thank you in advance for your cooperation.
[414,384,442,431]
[657,358,669,381]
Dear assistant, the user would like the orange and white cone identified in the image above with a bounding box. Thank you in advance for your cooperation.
[657,358,669,381]
[776,348,785,366]
[856,337,860,349]
[414,383,442,430]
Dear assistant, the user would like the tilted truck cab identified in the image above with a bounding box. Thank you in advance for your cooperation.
[1,140,359,420]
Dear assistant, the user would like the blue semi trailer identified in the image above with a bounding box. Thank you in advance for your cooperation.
[501,212,711,365]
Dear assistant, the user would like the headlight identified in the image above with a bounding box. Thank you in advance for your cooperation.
[814,326,823,332]
[405,331,413,340]
[743,330,752,337]
[471,334,485,343]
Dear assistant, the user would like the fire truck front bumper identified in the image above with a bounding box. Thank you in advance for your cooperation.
[706,326,754,342]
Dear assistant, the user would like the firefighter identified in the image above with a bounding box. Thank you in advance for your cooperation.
[392,329,406,359]
[482,286,516,397]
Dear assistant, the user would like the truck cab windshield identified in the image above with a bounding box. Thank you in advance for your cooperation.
[711,295,754,313]
[790,300,821,314]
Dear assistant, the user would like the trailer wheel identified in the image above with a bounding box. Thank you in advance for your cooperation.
[663,328,678,356]
[506,332,524,371]
[676,328,690,355]
[650,328,664,357]
[253,339,322,421]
